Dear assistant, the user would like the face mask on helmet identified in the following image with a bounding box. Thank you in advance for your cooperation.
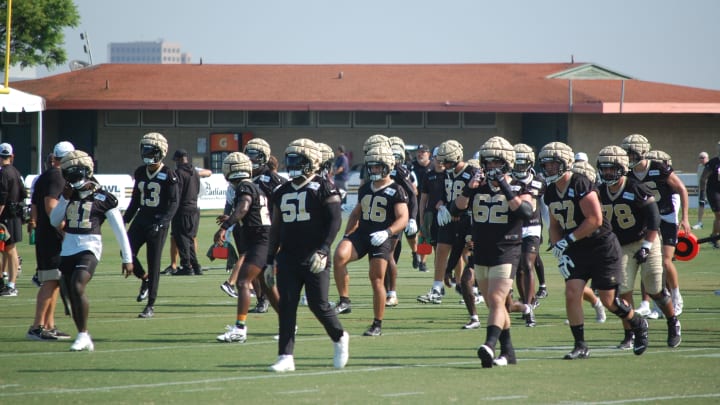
[141,144,163,165]
[597,162,625,186]
[481,156,510,175]
[512,158,532,179]
[626,151,643,168]
[63,166,92,189]
[366,162,390,181]
[245,149,267,170]
[540,157,567,184]
[285,153,313,179]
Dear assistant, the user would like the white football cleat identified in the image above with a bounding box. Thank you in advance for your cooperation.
[70,333,94,352]
[269,355,295,372]
[216,325,247,343]
[333,331,349,369]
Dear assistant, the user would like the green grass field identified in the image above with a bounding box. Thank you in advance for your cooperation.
[1,210,719,404]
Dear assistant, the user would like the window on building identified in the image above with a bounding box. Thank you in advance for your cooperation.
[105,110,139,126]
[213,110,245,126]
[142,110,174,126]
[389,111,423,127]
[247,111,280,127]
[1,112,18,124]
[354,111,387,127]
[285,111,313,127]
[177,110,210,126]
[463,112,496,127]
[318,111,351,127]
[426,112,460,127]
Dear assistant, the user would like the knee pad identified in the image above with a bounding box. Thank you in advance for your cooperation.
[610,289,632,318]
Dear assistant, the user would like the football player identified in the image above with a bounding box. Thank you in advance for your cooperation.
[50,151,133,351]
[333,144,409,336]
[622,134,688,316]
[267,139,348,372]
[214,152,276,344]
[417,140,476,305]
[540,141,648,359]
[333,134,392,315]
[454,136,534,367]
[596,146,681,350]
[385,136,418,307]
[123,133,179,318]
[509,143,546,327]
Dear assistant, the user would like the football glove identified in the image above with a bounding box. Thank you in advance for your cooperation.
[551,235,574,259]
[486,167,503,182]
[437,205,452,227]
[405,219,418,235]
[634,247,650,264]
[558,254,575,279]
[308,250,328,273]
[370,230,390,246]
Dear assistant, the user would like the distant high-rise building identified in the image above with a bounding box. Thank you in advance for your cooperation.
[108,40,191,64]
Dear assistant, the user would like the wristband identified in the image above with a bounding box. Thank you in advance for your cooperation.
[343,234,350,239]
[641,240,652,250]
[497,176,515,201]
[568,232,577,242]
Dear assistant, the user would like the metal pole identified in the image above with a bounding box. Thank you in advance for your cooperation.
[1,0,12,94]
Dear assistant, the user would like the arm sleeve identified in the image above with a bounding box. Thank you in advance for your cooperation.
[107,207,133,263]
[49,196,69,227]
[322,198,342,251]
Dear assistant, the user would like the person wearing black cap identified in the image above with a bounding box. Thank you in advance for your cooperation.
[168,149,204,276]
[0,143,26,297]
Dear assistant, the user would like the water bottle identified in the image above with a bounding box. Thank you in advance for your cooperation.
[29,229,35,245]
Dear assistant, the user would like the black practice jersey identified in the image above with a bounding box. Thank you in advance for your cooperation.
[62,189,119,235]
[231,180,271,229]
[598,178,655,246]
[422,170,446,213]
[411,159,431,194]
[544,173,613,246]
[254,168,287,199]
[512,172,546,227]
[462,180,526,264]
[445,164,477,204]
[0,164,26,219]
[271,175,339,257]
[356,180,408,235]
[31,167,65,234]
[627,160,675,215]
[705,157,720,193]
[390,164,418,218]
[124,165,179,225]
[175,163,200,212]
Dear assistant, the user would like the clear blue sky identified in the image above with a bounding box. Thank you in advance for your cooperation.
[46,0,720,90]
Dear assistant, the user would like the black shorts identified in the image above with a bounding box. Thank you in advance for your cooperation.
[348,232,395,262]
[708,190,720,213]
[59,251,99,278]
[35,228,62,270]
[522,235,541,254]
[437,214,471,245]
[659,220,678,246]
[1,217,22,244]
[233,226,269,268]
[566,232,622,291]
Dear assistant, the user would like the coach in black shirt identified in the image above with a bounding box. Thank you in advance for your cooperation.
[170,149,203,276]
